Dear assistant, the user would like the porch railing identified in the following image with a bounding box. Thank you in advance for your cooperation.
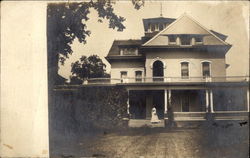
[85,76,249,84]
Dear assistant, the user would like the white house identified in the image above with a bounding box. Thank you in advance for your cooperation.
[90,14,249,127]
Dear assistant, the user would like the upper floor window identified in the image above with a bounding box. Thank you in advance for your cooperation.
[151,24,155,32]
[202,62,211,78]
[195,36,203,45]
[120,71,128,83]
[147,23,151,32]
[159,23,164,31]
[135,71,143,82]
[180,35,191,45]
[181,62,189,79]
[120,48,138,56]
[148,23,161,32]
[168,35,177,45]
[120,71,127,79]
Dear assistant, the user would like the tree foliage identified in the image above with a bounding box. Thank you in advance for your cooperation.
[47,0,144,87]
[71,55,109,83]
[47,1,126,67]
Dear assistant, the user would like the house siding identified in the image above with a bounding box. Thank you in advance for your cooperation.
[145,51,226,79]
[109,51,226,81]
[110,61,145,82]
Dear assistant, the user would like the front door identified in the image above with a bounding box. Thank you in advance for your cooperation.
[182,94,189,112]
[153,90,164,119]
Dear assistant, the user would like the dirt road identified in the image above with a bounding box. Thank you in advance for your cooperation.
[51,126,249,158]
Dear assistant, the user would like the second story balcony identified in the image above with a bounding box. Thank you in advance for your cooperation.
[85,76,249,85]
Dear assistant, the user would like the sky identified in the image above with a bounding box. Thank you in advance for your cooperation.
[58,1,249,79]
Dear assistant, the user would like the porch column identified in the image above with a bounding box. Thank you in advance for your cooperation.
[127,90,130,115]
[164,89,168,113]
[146,93,153,119]
[210,90,214,113]
[205,90,209,112]
[168,90,171,107]
[247,88,249,112]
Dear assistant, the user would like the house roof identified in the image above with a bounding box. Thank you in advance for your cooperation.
[107,39,142,56]
[143,14,230,46]
[106,14,231,59]
[210,30,228,41]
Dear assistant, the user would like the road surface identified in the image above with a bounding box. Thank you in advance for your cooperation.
[51,125,249,158]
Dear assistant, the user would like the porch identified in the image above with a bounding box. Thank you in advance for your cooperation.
[126,87,249,127]
[128,111,249,128]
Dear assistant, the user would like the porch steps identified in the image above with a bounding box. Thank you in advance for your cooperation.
[174,117,206,121]
[129,119,165,128]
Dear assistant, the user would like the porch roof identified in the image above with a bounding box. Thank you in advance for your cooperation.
[54,81,249,91]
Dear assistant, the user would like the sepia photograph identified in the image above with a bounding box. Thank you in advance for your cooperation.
[1,1,249,158]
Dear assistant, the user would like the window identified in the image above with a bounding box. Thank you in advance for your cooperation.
[168,35,177,44]
[181,62,189,79]
[195,36,203,44]
[151,24,155,32]
[120,48,123,55]
[164,23,167,29]
[202,62,211,78]
[120,71,127,78]
[159,23,164,31]
[135,71,143,82]
[155,23,159,31]
[180,35,191,45]
[120,71,128,83]
[147,23,151,32]
[120,48,138,55]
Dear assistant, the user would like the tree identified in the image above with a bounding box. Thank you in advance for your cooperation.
[70,55,109,83]
[47,0,144,87]
[69,75,83,85]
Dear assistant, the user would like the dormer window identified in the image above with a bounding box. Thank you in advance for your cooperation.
[148,23,161,32]
[147,23,151,32]
[164,23,167,29]
[180,35,191,45]
[155,23,159,31]
[150,24,155,32]
[168,35,177,45]
[120,47,138,56]
[159,23,164,31]
[195,36,203,45]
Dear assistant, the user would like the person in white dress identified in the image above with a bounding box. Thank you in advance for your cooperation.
[150,107,161,123]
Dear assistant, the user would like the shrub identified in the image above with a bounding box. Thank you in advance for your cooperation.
[50,86,128,135]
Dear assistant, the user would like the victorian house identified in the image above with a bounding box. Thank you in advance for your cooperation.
[88,14,249,127]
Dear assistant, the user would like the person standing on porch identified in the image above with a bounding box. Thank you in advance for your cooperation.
[151,107,161,123]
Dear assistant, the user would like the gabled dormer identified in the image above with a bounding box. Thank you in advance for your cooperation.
[142,14,231,49]
[105,39,144,63]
